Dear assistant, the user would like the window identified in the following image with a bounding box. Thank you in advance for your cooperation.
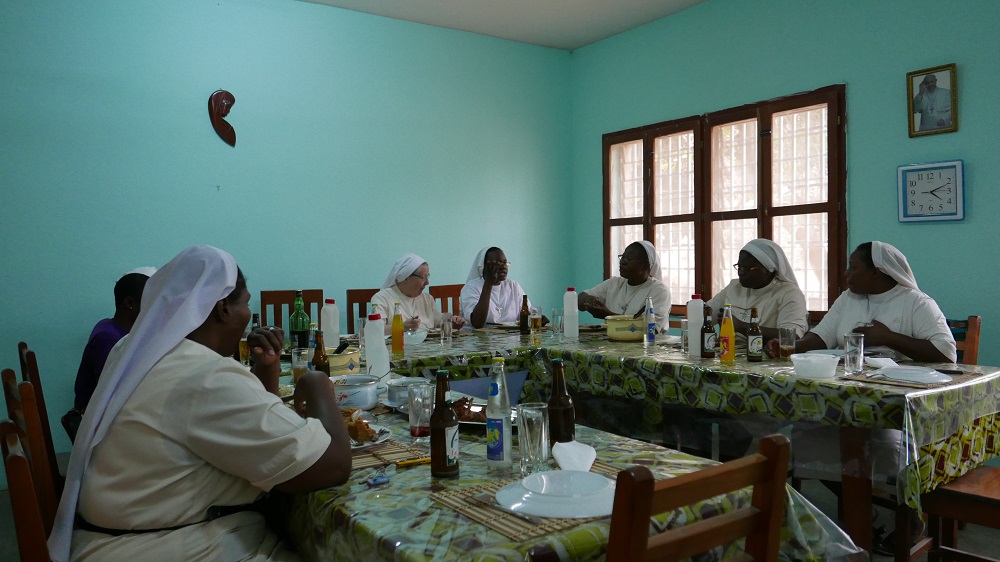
[602,86,846,313]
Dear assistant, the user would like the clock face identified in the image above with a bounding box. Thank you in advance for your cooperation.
[898,160,964,222]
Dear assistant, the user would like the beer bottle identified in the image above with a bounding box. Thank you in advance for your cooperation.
[431,370,460,478]
[747,307,763,363]
[486,358,512,471]
[312,330,330,375]
[289,290,311,350]
[547,358,575,445]
[700,305,716,359]
[720,304,735,364]
[391,302,405,359]
[519,295,530,335]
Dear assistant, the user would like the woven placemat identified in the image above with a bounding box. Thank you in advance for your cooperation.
[431,461,623,541]
[351,439,426,471]
[839,368,988,390]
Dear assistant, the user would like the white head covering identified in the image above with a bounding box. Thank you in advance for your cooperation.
[742,239,799,287]
[636,240,662,282]
[49,245,239,561]
[382,253,428,288]
[124,266,158,277]
[871,241,919,291]
[466,246,495,282]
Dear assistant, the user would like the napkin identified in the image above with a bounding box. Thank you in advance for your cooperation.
[865,357,898,369]
[552,441,596,472]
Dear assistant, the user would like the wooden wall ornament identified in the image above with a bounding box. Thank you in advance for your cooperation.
[208,90,236,147]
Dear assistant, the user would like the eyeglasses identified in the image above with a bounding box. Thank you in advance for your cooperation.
[486,260,511,267]
[733,264,759,273]
[409,273,430,282]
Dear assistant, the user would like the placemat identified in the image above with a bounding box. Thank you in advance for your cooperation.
[351,439,426,471]
[839,368,988,390]
[431,461,624,541]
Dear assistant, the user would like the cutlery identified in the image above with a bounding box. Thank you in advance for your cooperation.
[333,341,350,354]
[472,492,545,525]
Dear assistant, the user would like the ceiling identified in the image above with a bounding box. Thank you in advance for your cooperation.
[296,0,704,51]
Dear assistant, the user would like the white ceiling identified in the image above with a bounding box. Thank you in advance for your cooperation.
[296,0,704,51]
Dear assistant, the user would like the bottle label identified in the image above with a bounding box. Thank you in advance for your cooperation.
[703,332,716,352]
[445,426,460,466]
[748,335,763,356]
[719,335,731,358]
[645,322,656,342]
[489,382,499,396]
[486,418,505,461]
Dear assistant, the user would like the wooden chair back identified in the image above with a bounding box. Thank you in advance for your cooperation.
[346,288,379,334]
[260,289,324,330]
[18,340,29,379]
[668,304,687,329]
[2,424,52,562]
[16,343,61,493]
[948,315,981,365]
[607,433,790,562]
[2,371,59,535]
[429,284,463,316]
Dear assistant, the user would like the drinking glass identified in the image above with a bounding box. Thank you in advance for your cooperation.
[550,308,563,341]
[439,313,453,344]
[238,337,250,365]
[408,383,434,444]
[843,333,865,374]
[680,319,689,354]
[529,307,542,334]
[517,402,549,476]
[778,327,797,361]
[291,348,311,383]
[356,315,367,354]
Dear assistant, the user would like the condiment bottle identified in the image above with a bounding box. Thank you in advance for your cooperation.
[719,303,735,364]
[563,287,579,339]
[686,294,704,360]
[747,307,763,363]
[486,358,512,471]
[547,358,575,445]
[312,330,330,375]
[519,295,530,335]
[643,296,656,348]
[321,298,340,344]
[364,312,390,379]
[701,305,716,359]
[431,370,460,478]
[289,290,311,349]
[391,302,405,359]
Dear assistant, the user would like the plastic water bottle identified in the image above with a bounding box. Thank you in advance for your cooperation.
[563,287,579,339]
[686,293,705,359]
[364,313,391,380]
[486,357,512,471]
[321,298,340,345]
[643,296,656,348]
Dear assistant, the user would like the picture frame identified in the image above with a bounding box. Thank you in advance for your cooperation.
[907,63,958,137]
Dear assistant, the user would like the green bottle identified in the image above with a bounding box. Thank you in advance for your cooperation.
[289,290,311,349]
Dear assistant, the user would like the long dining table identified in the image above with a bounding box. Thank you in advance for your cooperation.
[345,326,1000,554]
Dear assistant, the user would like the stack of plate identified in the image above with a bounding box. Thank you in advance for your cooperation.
[494,470,616,518]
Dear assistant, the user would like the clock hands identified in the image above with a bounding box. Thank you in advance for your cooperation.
[920,182,952,200]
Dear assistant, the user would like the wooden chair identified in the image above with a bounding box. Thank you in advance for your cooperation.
[260,289,324,330]
[16,342,62,493]
[346,288,379,334]
[2,371,59,535]
[606,433,789,562]
[2,424,52,562]
[429,284,463,316]
[668,304,686,329]
[918,465,1000,562]
[948,315,981,366]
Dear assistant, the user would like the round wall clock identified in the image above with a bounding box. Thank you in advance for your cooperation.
[897,159,964,222]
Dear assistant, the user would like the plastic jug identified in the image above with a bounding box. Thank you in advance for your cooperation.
[364,313,391,380]
[321,298,340,345]
[563,287,579,339]
[686,294,704,359]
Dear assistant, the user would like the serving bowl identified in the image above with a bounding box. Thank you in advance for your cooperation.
[386,376,428,406]
[324,346,361,376]
[789,353,840,379]
[605,315,645,341]
[404,329,429,345]
[330,374,381,409]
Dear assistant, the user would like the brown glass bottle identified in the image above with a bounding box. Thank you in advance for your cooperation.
[747,307,763,362]
[547,359,575,445]
[519,295,530,335]
[430,370,460,478]
[700,305,716,359]
[312,330,330,375]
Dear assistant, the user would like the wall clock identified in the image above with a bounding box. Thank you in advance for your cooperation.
[897,160,964,222]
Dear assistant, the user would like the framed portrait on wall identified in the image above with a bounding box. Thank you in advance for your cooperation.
[907,63,958,137]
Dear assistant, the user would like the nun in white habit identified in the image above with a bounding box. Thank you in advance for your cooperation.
[578,240,672,331]
[371,253,467,332]
[460,246,534,328]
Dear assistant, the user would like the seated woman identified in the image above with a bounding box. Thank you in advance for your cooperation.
[461,247,537,328]
[371,253,467,333]
[707,238,808,341]
[49,245,352,562]
[577,240,672,331]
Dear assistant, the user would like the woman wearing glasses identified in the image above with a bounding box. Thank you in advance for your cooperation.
[706,238,808,342]
[577,240,672,331]
[372,253,467,332]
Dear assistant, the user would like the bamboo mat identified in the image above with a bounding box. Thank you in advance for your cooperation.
[840,368,989,390]
[351,439,426,471]
[431,460,622,540]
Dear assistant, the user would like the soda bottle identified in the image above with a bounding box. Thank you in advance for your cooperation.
[248,312,261,367]
[719,304,735,364]
[547,358,575,445]
[643,296,656,348]
[747,307,763,363]
[391,302,405,359]
[312,330,330,375]
[486,358,512,471]
[519,295,530,335]
[289,290,311,350]
[431,370,460,478]
[701,305,716,359]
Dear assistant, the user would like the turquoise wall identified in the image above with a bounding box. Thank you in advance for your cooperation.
[569,0,999,364]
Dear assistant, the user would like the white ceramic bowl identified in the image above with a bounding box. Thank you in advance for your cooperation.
[324,346,361,376]
[790,353,840,379]
[404,329,429,345]
[330,374,381,409]
[605,315,644,341]
[386,376,429,405]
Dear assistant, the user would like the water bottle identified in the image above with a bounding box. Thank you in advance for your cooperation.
[643,296,656,348]
[364,313,391,380]
[486,357,512,471]
[563,287,579,339]
[321,298,340,345]
[686,293,705,359]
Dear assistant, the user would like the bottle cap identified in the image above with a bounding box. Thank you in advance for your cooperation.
[325,298,335,304]
[567,287,575,291]
[491,357,505,363]
[368,313,381,321]
[692,293,701,299]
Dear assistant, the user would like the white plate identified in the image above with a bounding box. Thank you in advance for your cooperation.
[351,424,391,449]
[878,366,952,384]
[495,470,616,519]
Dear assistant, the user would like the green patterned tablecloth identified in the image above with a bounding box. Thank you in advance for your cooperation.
[287,411,861,561]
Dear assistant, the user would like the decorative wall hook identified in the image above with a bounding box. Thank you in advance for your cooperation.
[208,90,236,147]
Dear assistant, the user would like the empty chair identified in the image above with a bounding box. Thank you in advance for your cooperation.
[346,288,379,334]
[948,315,981,365]
[428,284,463,316]
[606,433,789,562]
[260,289,324,330]
[2,424,52,562]
[16,342,61,493]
